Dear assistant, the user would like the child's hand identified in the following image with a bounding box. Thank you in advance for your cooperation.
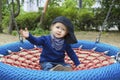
[74,64,83,70]
[20,28,29,38]
[76,64,84,68]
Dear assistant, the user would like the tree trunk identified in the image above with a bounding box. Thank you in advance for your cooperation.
[0,0,3,33]
[39,0,49,25]
[8,0,20,34]
[8,14,14,34]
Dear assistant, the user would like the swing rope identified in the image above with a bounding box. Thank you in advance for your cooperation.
[95,0,120,60]
[96,0,115,43]
[11,9,23,43]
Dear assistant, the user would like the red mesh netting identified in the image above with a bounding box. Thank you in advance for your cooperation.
[1,48,115,70]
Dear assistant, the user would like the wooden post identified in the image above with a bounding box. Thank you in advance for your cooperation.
[40,0,49,25]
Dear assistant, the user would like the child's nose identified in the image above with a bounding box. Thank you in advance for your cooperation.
[58,29,62,32]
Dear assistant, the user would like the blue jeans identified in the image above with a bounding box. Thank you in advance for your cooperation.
[40,62,71,71]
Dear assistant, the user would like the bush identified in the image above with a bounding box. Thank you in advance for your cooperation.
[2,12,40,31]
[75,9,94,31]
[30,28,50,36]
[16,12,40,30]
[40,0,78,30]
[42,7,64,30]
[2,0,96,33]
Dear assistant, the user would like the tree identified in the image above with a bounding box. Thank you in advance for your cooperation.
[39,0,49,26]
[0,0,3,33]
[82,0,94,8]
[95,0,120,31]
[8,0,20,34]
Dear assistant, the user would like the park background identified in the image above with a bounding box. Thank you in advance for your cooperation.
[0,0,120,48]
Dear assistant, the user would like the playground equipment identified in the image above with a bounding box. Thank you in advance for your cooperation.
[0,0,120,80]
[0,40,120,80]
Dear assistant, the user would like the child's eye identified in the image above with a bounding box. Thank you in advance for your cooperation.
[56,26,60,29]
[62,28,65,31]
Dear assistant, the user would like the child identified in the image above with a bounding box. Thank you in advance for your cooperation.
[20,16,80,71]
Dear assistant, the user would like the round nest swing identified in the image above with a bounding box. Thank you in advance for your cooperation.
[0,40,120,80]
[1,0,120,80]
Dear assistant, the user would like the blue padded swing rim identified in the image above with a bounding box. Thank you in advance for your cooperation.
[0,40,120,80]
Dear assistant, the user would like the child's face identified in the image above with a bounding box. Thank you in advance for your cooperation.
[51,22,68,38]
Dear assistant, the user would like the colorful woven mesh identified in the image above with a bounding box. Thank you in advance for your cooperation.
[1,48,115,70]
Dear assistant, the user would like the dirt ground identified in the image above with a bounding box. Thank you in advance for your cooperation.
[0,31,120,48]
[75,31,120,48]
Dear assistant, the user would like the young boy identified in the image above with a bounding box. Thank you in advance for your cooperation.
[20,16,80,71]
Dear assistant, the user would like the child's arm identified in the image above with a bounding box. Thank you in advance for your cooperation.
[20,28,45,45]
[66,45,80,66]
